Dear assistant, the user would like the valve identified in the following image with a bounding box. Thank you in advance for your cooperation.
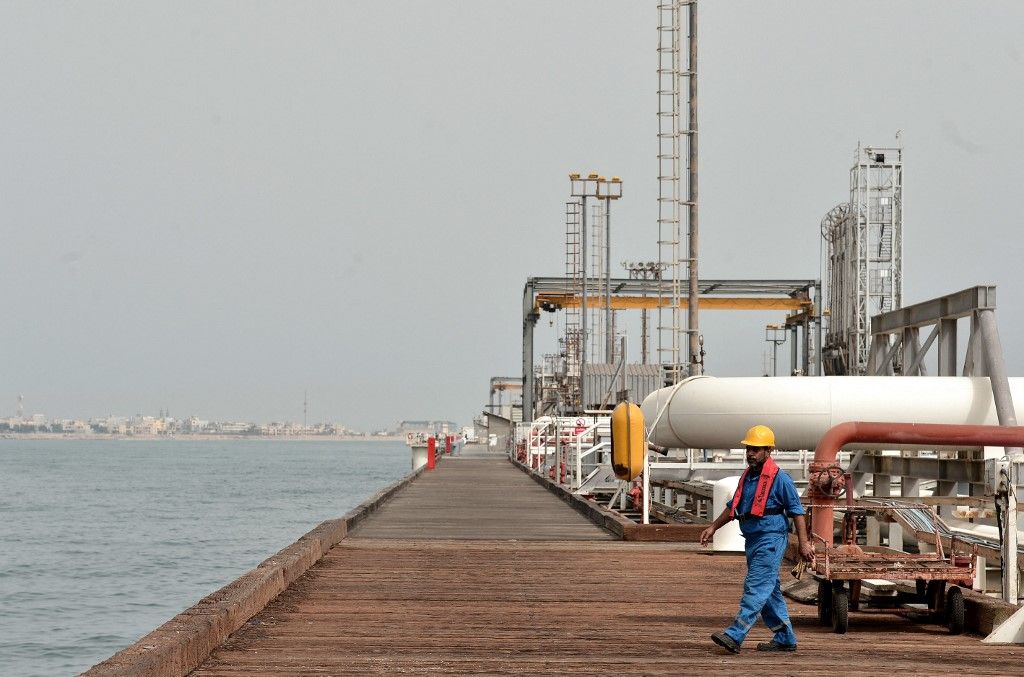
[628,477,644,511]
[808,462,846,498]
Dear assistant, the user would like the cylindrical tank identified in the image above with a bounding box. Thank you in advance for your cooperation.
[712,476,744,552]
[641,376,1024,451]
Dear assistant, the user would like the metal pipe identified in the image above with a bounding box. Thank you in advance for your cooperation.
[790,325,798,375]
[581,195,588,400]
[809,422,1024,550]
[606,197,613,363]
[620,336,628,401]
[641,375,1024,451]
[979,310,1020,429]
[522,281,537,421]
[687,0,700,375]
[815,281,824,376]
[977,308,1021,603]
[642,446,651,525]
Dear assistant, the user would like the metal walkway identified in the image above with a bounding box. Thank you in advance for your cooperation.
[191,455,1022,676]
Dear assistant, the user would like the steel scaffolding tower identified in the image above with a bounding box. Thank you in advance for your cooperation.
[656,1,698,384]
[822,143,904,375]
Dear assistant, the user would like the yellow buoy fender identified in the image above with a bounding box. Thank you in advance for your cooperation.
[610,401,645,481]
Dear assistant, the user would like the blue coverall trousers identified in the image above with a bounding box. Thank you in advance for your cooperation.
[722,531,798,647]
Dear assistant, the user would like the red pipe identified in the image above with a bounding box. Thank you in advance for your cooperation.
[809,421,1024,548]
[427,437,436,470]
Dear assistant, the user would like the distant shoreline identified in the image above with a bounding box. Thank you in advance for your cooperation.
[0,433,406,442]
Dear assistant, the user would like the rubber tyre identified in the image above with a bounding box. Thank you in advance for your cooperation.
[946,586,965,635]
[915,578,927,602]
[817,580,833,626]
[832,588,849,634]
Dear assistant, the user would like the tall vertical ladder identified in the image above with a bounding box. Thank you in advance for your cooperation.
[656,1,682,383]
[564,200,583,409]
[657,1,697,385]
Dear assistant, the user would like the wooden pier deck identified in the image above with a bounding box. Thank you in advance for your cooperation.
[191,451,1022,676]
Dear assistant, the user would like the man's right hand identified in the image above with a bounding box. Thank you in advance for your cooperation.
[699,526,715,546]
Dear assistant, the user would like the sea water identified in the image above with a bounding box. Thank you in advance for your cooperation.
[0,438,410,676]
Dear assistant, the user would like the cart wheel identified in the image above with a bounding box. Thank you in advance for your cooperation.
[915,578,927,602]
[926,580,946,612]
[946,586,965,635]
[831,588,849,634]
[817,580,833,626]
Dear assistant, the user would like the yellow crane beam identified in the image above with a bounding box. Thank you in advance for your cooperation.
[535,293,812,313]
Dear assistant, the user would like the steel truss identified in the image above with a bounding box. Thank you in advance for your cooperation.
[854,285,1023,605]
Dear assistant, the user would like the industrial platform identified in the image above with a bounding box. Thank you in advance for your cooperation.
[178,451,1022,676]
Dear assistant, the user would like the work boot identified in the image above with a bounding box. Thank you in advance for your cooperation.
[711,632,741,654]
[756,640,797,652]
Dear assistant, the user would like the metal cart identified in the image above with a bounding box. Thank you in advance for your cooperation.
[810,501,975,635]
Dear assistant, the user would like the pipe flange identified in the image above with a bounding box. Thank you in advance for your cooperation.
[808,462,846,498]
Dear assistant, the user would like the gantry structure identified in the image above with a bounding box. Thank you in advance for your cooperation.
[522,276,819,419]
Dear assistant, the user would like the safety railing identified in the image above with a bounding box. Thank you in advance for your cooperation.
[512,416,612,492]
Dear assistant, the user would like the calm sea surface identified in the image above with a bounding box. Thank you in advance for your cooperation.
[0,438,410,677]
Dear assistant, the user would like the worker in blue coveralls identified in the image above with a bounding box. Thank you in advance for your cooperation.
[699,424,815,654]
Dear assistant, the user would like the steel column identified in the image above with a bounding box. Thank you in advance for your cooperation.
[522,280,537,421]
[978,308,1021,603]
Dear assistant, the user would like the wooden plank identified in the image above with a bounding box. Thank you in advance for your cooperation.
[190,456,1024,676]
[194,539,1022,676]
[352,457,613,541]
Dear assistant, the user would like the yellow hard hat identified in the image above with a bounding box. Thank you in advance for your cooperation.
[741,424,775,448]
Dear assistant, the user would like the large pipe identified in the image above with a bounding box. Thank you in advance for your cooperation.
[977,308,1022,603]
[641,376,1024,451]
[809,422,1024,548]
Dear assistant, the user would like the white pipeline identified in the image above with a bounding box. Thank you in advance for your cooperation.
[641,376,1024,451]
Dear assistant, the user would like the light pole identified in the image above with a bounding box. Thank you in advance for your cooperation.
[765,324,788,377]
[597,176,623,363]
[570,172,601,404]
[623,261,664,365]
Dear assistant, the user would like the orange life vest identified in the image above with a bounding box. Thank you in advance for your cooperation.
[729,455,780,519]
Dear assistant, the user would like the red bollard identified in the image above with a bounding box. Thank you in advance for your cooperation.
[427,437,436,470]
[445,435,452,454]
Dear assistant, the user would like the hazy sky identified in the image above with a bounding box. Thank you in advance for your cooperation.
[2,1,1023,430]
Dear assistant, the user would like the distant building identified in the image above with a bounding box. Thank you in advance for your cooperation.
[88,416,128,434]
[56,419,92,434]
[184,417,210,434]
[129,416,168,435]
[216,421,253,434]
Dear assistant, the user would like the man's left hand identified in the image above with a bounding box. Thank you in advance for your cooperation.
[799,541,815,562]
